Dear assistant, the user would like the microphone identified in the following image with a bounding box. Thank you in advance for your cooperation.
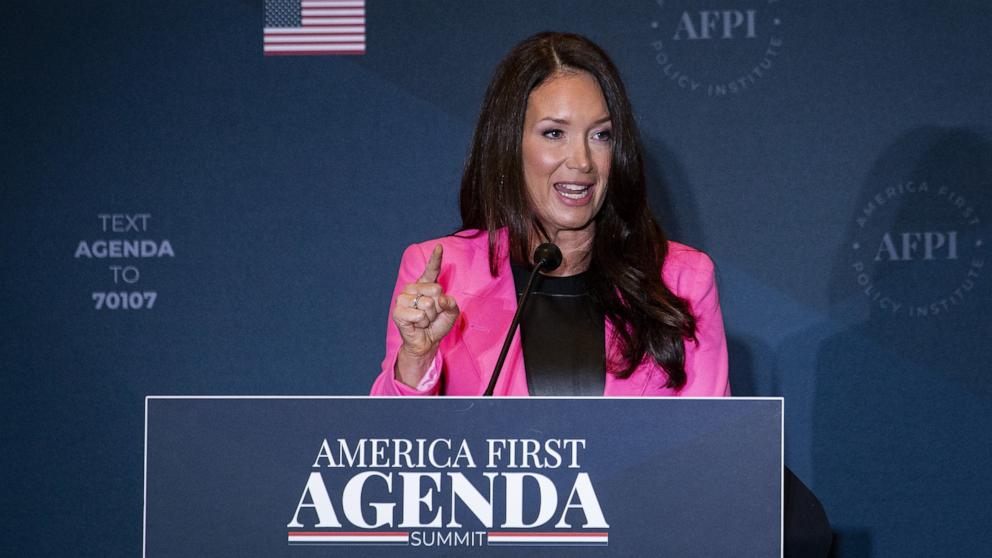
[532,242,563,273]
[483,243,563,396]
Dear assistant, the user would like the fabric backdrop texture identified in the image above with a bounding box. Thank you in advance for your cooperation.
[2,1,990,557]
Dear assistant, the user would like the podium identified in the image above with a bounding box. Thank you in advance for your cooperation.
[144,396,782,557]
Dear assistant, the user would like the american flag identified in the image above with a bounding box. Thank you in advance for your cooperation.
[264,0,366,56]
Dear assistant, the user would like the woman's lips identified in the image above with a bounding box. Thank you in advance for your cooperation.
[554,182,594,204]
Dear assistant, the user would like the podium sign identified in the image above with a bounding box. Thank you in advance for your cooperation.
[144,397,782,557]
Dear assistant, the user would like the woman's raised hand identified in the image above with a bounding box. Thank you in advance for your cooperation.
[392,245,460,386]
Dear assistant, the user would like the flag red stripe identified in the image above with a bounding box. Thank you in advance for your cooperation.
[264,37,365,41]
[265,27,365,33]
[264,52,365,56]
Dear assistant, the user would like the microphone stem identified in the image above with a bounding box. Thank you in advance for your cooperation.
[483,261,546,396]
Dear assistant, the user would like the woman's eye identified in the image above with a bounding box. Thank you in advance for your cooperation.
[594,129,613,142]
[542,128,564,139]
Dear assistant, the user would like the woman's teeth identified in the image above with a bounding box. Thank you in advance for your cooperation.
[554,183,592,199]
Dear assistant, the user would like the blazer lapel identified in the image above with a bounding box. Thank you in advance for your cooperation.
[452,231,527,395]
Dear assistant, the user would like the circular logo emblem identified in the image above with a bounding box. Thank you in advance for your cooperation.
[850,181,985,318]
[647,0,784,97]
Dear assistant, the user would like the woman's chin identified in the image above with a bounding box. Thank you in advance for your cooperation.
[539,216,596,238]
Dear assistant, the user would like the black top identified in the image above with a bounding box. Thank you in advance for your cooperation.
[510,261,606,396]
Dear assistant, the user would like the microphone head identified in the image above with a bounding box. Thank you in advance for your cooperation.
[533,243,563,272]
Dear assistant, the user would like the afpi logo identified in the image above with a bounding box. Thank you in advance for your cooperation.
[287,437,610,548]
[850,181,985,318]
[646,0,785,97]
[871,231,959,262]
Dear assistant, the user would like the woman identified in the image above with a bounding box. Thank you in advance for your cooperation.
[371,32,728,397]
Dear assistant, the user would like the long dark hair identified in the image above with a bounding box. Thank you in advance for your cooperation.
[459,32,696,388]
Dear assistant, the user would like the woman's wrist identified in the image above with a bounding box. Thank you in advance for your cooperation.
[394,345,438,388]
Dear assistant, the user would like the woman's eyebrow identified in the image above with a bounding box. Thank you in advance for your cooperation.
[537,115,612,125]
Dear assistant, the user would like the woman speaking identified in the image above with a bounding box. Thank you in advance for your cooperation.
[371,32,728,397]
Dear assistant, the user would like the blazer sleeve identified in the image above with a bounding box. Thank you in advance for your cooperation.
[369,243,443,396]
[678,251,731,396]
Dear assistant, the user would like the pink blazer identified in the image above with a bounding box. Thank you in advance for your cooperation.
[371,229,729,397]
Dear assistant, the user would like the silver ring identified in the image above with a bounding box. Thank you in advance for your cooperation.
[412,294,423,309]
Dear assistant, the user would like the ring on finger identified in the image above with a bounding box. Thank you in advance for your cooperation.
[411,293,423,309]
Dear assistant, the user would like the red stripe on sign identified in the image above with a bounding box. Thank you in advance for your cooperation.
[289,532,409,536]
[488,532,610,537]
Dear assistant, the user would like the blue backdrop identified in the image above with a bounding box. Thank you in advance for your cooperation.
[3,1,990,556]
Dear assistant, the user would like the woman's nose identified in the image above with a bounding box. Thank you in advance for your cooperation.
[565,138,593,172]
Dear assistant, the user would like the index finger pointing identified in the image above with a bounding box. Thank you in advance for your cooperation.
[417,244,443,284]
